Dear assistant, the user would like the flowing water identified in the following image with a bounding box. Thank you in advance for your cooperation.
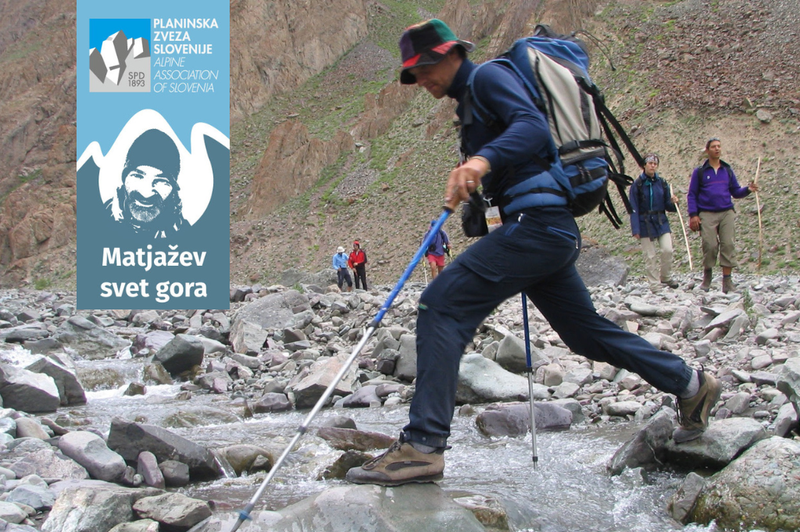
[64,356,723,532]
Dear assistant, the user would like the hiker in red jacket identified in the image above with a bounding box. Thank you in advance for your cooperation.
[349,240,368,290]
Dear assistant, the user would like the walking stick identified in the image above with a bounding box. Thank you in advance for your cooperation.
[229,209,452,532]
[753,157,763,270]
[669,184,693,271]
[521,293,538,469]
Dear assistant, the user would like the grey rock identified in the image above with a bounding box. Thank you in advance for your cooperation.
[132,493,212,529]
[54,316,131,360]
[136,451,165,489]
[690,437,800,531]
[42,484,161,532]
[58,431,128,482]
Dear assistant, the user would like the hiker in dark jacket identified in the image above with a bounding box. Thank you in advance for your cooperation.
[687,137,758,293]
[422,219,450,279]
[346,18,722,487]
[629,154,679,290]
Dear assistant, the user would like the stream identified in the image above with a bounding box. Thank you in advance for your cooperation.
[68,357,724,532]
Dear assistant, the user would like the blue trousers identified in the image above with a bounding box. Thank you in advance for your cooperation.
[403,207,693,448]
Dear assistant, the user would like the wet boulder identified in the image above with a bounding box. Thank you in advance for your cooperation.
[475,402,572,438]
[664,417,769,470]
[25,353,87,406]
[0,364,60,413]
[107,418,219,480]
[608,409,675,475]
[216,444,273,475]
[153,334,204,376]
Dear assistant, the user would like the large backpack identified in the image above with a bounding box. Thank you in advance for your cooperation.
[464,24,644,228]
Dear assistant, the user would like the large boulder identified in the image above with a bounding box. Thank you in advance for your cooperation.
[230,291,311,350]
[106,418,219,480]
[475,402,572,437]
[54,316,131,360]
[663,417,768,470]
[42,483,162,532]
[456,353,550,404]
[190,484,487,532]
[0,364,60,413]
[290,353,357,409]
[689,436,800,531]
[25,353,87,406]
[153,334,204,376]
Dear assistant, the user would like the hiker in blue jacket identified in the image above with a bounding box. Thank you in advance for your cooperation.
[332,246,353,292]
[629,154,679,291]
[687,137,758,293]
[347,19,721,487]
[422,219,450,279]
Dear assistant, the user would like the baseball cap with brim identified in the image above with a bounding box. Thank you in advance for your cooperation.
[399,19,474,85]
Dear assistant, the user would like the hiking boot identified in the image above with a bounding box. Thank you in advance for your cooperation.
[722,276,736,294]
[699,269,712,291]
[345,439,444,486]
[673,369,721,443]
[662,278,679,289]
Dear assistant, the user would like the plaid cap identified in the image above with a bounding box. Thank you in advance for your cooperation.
[644,153,660,165]
[399,19,474,85]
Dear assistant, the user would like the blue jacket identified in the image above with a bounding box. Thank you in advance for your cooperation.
[687,159,750,217]
[423,227,450,257]
[452,60,561,217]
[629,172,676,238]
[332,252,349,269]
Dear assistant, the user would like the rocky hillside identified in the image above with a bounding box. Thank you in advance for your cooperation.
[0,0,798,289]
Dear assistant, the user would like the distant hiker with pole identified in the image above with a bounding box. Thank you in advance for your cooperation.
[628,153,679,291]
[332,246,353,292]
[687,137,759,293]
[349,240,368,290]
[422,219,450,279]
[345,19,722,488]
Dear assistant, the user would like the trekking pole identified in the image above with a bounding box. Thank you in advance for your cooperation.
[521,293,538,469]
[229,208,452,532]
[753,157,763,271]
[669,184,693,271]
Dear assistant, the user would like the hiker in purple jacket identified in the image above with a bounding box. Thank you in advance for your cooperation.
[687,138,758,293]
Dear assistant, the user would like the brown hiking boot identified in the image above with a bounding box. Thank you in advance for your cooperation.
[673,369,722,443]
[722,276,735,294]
[700,269,712,291]
[345,439,444,486]
[661,278,679,289]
